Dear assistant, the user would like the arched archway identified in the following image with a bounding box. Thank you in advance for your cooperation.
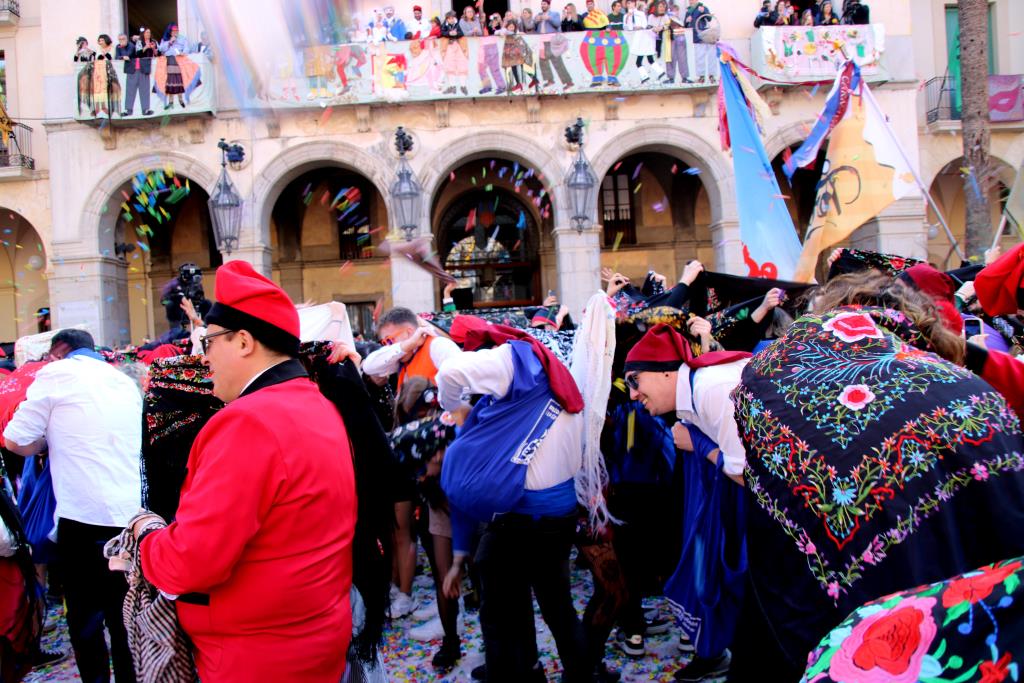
[431,157,554,307]
[0,210,48,341]
[927,155,1016,269]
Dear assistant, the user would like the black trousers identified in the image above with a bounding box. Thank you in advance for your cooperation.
[475,512,588,683]
[57,518,136,683]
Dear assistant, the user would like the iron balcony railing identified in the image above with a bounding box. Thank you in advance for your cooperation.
[0,122,34,169]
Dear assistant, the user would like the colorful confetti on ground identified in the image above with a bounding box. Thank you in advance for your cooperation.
[26,552,692,682]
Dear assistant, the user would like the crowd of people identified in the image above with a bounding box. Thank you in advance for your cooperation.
[752,0,868,27]
[74,23,209,117]
[1,240,1024,683]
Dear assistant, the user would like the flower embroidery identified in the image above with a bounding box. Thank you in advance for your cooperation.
[838,384,876,411]
[832,482,856,506]
[822,312,884,343]
[971,463,990,481]
[941,561,1023,608]
[979,652,1013,683]
[828,597,937,683]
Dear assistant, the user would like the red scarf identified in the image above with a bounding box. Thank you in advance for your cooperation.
[449,315,584,413]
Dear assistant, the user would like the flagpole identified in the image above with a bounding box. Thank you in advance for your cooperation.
[990,213,1009,251]
[859,82,966,262]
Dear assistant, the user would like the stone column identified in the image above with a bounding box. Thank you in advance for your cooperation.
[49,255,129,347]
[390,248,437,313]
[850,197,929,262]
[277,261,305,301]
[223,245,274,277]
[708,219,744,275]
[553,225,601,319]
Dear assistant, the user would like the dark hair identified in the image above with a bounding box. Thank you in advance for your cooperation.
[51,329,95,352]
[98,34,112,46]
[376,307,419,333]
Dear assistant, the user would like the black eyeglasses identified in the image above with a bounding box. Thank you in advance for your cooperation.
[200,329,233,353]
[624,372,640,391]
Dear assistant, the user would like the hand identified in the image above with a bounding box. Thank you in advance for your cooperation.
[444,281,457,299]
[400,326,430,355]
[543,294,558,307]
[441,404,471,426]
[680,260,704,286]
[827,247,844,267]
[180,298,202,327]
[956,281,975,302]
[968,333,988,349]
[605,271,630,296]
[131,513,163,538]
[442,558,465,599]
[985,245,1002,265]
[671,421,692,451]
[687,315,712,341]
[328,341,361,367]
[752,288,784,323]
[651,272,667,287]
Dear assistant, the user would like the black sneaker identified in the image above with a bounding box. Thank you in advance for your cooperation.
[595,662,621,682]
[432,639,461,671]
[32,648,69,668]
[471,664,486,681]
[677,632,696,653]
[645,616,671,635]
[617,632,645,657]
[674,650,731,682]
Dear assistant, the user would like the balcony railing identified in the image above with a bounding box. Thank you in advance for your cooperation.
[925,73,1023,124]
[234,31,716,109]
[0,122,33,170]
[750,24,887,84]
[72,53,215,122]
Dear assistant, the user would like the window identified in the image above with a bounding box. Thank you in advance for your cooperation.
[600,174,636,247]
[125,0,177,39]
[343,301,377,339]
[0,50,7,109]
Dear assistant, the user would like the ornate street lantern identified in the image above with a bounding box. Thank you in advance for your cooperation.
[208,138,245,255]
[564,118,597,233]
[391,127,423,241]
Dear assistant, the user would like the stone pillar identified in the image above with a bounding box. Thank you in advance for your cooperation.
[48,256,129,347]
[553,225,601,319]
[278,261,305,301]
[709,219,744,275]
[223,245,274,277]
[849,198,929,262]
[390,252,436,313]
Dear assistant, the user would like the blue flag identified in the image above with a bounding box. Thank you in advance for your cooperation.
[720,59,802,280]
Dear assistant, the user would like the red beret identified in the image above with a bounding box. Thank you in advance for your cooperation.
[413,4,423,10]
[899,264,963,335]
[205,261,300,355]
[975,243,1024,317]
[624,323,753,373]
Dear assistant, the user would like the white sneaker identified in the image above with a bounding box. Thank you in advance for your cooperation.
[389,584,400,601]
[390,592,417,619]
[413,601,440,621]
[409,615,446,641]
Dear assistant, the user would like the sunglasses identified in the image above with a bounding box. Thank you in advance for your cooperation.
[624,372,640,391]
[381,335,399,346]
[199,329,233,353]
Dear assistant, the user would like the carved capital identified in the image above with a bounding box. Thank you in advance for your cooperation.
[435,100,450,128]
[526,97,541,123]
[356,105,372,133]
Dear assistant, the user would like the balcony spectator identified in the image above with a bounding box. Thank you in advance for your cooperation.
[158,23,191,56]
[133,26,158,55]
[753,0,777,27]
[384,6,407,41]
[156,23,202,110]
[841,0,869,24]
[123,27,155,116]
[93,35,121,117]
[460,6,484,36]
[535,0,562,33]
[429,16,443,37]
[114,34,132,59]
[73,36,94,61]
[518,8,537,33]
[561,3,584,32]
[817,1,840,25]
[582,0,608,29]
[649,0,673,84]
[800,8,814,25]
[774,0,794,24]
[625,0,657,83]
[410,5,433,39]
[607,0,625,29]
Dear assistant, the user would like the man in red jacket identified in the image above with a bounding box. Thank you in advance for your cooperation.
[968,243,1024,420]
[134,261,357,682]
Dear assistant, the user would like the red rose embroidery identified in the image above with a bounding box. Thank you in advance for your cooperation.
[822,312,884,343]
[890,257,906,270]
[979,653,1013,683]
[942,562,1023,608]
[851,606,925,675]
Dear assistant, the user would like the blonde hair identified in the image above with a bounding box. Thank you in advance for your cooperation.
[814,271,966,365]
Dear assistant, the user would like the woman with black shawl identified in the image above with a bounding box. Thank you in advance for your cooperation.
[729,271,1024,681]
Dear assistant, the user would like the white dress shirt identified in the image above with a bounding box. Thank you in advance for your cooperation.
[4,355,142,528]
[675,359,749,476]
[362,334,462,379]
[437,344,582,490]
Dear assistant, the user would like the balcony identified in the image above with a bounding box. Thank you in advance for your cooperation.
[925,73,1024,129]
[72,53,215,123]
[230,32,716,110]
[0,0,19,27]
[0,122,34,181]
[750,24,890,85]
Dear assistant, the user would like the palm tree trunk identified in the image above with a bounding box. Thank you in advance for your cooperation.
[958,0,992,259]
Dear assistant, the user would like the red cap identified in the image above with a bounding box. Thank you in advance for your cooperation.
[413,4,423,10]
[624,323,752,373]
[206,261,300,355]
[899,264,963,335]
[975,243,1024,317]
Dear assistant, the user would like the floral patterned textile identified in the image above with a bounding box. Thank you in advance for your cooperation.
[801,556,1024,683]
[826,248,923,281]
[734,306,1024,601]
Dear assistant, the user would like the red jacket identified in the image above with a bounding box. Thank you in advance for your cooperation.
[966,343,1024,421]
[141,361,357,682]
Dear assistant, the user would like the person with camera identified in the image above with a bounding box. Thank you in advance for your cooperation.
[752,0,777,28]
[841,0,870,25]
[140,263,211,351]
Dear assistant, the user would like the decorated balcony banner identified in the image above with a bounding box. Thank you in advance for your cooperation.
[73,54,217,121]
[752,24,886,83]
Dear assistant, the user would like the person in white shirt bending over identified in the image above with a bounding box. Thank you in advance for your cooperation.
[4,329,142,683]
